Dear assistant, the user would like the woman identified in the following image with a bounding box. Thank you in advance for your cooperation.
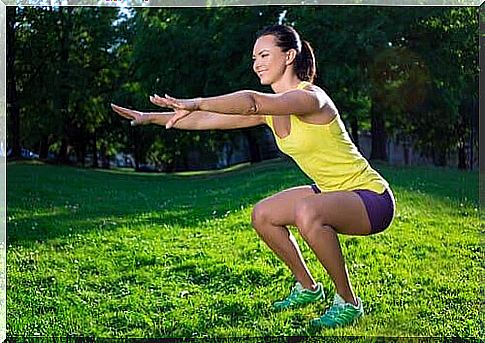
[112,24,395,329]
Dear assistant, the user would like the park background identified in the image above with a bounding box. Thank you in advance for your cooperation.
[6,5,482,339]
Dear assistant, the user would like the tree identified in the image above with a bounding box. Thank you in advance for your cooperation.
[10,7,121,166]
[403,7,478,167]
[9,6,478,170]
[6,6,21,159]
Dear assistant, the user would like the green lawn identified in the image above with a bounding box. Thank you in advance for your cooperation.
[6,159,482,338]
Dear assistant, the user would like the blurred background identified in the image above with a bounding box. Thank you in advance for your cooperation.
[6,6,479,172]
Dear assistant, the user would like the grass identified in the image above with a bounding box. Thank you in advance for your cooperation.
[6,159,482,339]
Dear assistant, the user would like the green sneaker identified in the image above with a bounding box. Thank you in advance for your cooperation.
[273,282,324,311]
[310,293,364,328]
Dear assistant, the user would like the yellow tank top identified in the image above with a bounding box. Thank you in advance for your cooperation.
[265,81,388,194]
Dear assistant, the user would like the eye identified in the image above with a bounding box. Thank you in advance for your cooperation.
[261,53,269,58]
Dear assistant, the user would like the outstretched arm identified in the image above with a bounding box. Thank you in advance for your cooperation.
[198,89,327,116]
[111,104,264,130]
[150,88,327,127]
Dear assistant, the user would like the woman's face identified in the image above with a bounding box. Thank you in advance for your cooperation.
[252,35,289,85]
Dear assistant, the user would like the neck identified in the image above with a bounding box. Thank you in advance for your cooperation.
[271,74,303,93]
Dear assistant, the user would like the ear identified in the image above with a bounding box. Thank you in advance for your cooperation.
[285,49,297,65]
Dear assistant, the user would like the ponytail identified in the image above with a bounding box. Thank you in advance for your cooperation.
[295,40,316,83]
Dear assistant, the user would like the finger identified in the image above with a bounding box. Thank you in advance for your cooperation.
[111,103,126,113]
[165,118,174,129]
[155,94,175,105]
[149,95,160,106]
[135,111,154,126]
[157,93,181,107]
[156,95,187,110]
[165,94,177,101]
[111,104,134,119]
[166,112,188,129]
[111,103,131,115]
[151,95,174,108]
[111,103,132,112]
[152,95,170,106]
[165,115,179,129]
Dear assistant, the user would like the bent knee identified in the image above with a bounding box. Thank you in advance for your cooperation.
[294,199,322,236]
[251,202,272,229]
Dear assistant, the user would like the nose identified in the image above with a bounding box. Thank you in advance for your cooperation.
[254,55,264,68]
[253,60,259,73]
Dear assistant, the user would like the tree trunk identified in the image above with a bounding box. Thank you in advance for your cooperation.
[457,97,473,170]
[56,7,73,164]
[349,116,359,149]
[403,147,410,166]
[92,131,99,168]
[432,149,447,167]
[370,102,388,161]
[132,128,141,171]
[75,146,82,167]
[225,142,234,168]
[244,128,262,164]
[58,138,69,163]
[80,136,86,167]
[458,141,466,170]
[6,7,21,159]
[470,97,478,170]
[100,143,110,169]
[39,135,49,159]
[458,97,478,170]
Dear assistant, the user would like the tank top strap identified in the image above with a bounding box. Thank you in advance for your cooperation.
[296,81,312,90]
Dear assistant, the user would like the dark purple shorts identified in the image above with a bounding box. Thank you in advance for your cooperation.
[310,184,395,234]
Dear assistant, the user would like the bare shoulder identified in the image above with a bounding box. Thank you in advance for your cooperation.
[298,83,338,124]
[301,83,327,96]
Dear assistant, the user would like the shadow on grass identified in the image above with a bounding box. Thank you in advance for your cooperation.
[7,160,300,246]
[7,159,478,246]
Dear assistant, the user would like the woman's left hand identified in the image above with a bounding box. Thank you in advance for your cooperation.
[150,94,201,111]
[150,94,200,128]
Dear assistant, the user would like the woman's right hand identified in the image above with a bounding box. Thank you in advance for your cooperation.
[149,95,195,129]
[111,103,151,126]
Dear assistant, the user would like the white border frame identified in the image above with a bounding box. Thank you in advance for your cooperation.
[1,1,6,342]
[0,2,482,342]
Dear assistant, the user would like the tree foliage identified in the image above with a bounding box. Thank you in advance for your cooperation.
[6,6,479,170]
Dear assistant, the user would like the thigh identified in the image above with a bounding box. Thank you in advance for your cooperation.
[302,191,372,235]
[254,186,315,227]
